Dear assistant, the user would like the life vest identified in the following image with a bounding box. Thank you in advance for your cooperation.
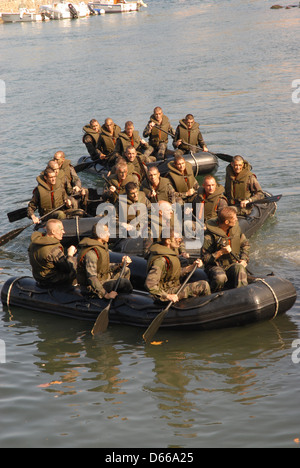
[225,161,254,204]
[77,238,110,287]
[148,114,170,147]
[196,185,227,221]
[205,219,244,268]
[147,243,181,287]
[35,175,65,216]
[167,160,196,193]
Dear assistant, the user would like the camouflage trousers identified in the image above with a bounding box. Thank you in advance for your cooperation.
[207,264,248,292]
[102,266,133,295]
[167,280,211,300]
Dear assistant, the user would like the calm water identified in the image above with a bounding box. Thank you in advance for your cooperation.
[0,0,300,448]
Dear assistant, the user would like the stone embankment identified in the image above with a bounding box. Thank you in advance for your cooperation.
[1,0,41,13]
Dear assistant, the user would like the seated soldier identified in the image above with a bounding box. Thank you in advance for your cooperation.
[113,120,155,163]
[116,182,152,237]
[167,154,199,204]
[53,151,87,196]
[28,219,77,288]
[118,146,146,185]
[194,175,228,223]
[27,167,72,224]
[141,166,175,204]
[77,223,132,300]
[103,161,136,204]
[173,114,208,156]
[201,206,250,292]
[145,232,211,302]
[95,117,121,166]
[225,155,264,215]
[142,106,175,160]
[82,119,102,160]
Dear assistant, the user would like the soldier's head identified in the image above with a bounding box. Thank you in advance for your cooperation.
[185,114,195,129]
[174,155,186,174]
[44,167,57,187]
[53,151,66,169]
[90,119,101,133]
[125,146,137,162]
[125,182,139,203]
[148,167,160,186]
[116,162,128,181]
[46,160,60,176]
[124,121,134,137]
[161,229,182,250]
[203,175,217,195]
[46,219,65,241]
[218,207,238,228]
[93,223,110,244]
[153,106,163,122]
[104,118,114,133]
[231,155,245,175]
[158,200,173,221]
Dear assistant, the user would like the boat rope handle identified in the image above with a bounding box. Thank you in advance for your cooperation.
[254,278,279,319]
[75,216,80,244]
[6,277,21,307]
[190,151,199,177]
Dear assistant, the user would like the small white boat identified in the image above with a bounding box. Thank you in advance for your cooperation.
[1,8,49,22]
[39,1,90,19]
[88,0,147,14]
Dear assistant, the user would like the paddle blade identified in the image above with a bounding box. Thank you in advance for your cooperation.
[74,161,95,173]
[7,206,28,223]
[214,152,234,163]
[91,305,110,336]
[0,226,27,247]
[143,309,168,344]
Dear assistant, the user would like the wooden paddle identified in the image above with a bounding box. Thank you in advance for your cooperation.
[153,125,234,163]
[91,261,128,337]
[0,203,66,248]
[142,263,199,344]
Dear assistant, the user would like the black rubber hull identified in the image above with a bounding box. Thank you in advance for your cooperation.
[77,151,219,177]
[1,253,297,331]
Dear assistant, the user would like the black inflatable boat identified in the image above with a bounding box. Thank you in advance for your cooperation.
[76,150,219,178]
[1,252,296,332]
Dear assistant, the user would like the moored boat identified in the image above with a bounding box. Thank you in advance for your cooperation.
[76,150,219,178]
[1,8,49,22]
[39,1,90,19]
[1,252,296,332]
[88,0,147,14]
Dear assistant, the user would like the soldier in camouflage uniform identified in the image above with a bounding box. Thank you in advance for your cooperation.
[77,224,132,300]
[28,219,77,288]
[82,119,102,160]
[225,155,264,215]
[201,206,250,292]
[145,234,211,302]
